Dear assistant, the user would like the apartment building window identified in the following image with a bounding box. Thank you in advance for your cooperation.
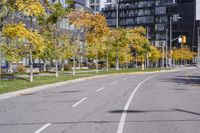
[156,33,166,40]
[156,16,168,23]
[106,0,112,3]
[177,0,194,4]
[138,9,151,16]
[156,0,175,5]
[95,5,100,12]
[137,16,154,24]
[90,0,95,4]
[138,1,154,7]
[155,7,166,14]
[155,24,165,31]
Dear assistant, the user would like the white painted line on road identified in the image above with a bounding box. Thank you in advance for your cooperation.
[116,75,154,133]
[96,87,105,92]
[111,82,118,85]
[34,123,51,133]
[73,97,87,107]
[122,78,128,80]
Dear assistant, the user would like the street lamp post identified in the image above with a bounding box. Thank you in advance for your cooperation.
[116,0,119,29]
[0,32,2,80]
[166,28,168,68]
[169,16,173,68]
[115,0,119,70]
[115,1,130,70]
[197,26,200,65]
[169,16,182,68]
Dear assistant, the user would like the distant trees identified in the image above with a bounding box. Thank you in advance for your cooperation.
[173,46,196,66]
[0,0,45,82]
[0,1,197,82]
[68,10,109,73]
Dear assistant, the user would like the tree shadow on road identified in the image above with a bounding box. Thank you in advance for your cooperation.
[108,108,200,116]
[161,75,200,86]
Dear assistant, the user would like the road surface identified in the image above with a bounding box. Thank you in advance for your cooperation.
[0,68,200,133]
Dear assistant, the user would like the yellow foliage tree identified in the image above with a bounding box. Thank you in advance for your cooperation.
[15,0,45,17]
[127,27,150,68]
[3,23,45,51]
[69,10,109,73]
[173,46,196,65]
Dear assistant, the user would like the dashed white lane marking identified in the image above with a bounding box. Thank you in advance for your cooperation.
[96,87,105,92]
[116,75,154,133]
[110,82,118,85]
[73,97,87,107]
[34,123,51,133]
[122,78,128,80]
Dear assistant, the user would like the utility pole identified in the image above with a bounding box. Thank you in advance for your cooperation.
[166,28,168,68]
[116,0,119,70]
[161,42,164,68]
[198,26,200,65]
[0,32,2,80]
[146,26,149,68]
[169,16,173,68]
[0,52,1,80]
[116,0,118,29]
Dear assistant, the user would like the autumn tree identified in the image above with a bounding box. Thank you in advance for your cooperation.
[109,28,129,70]
[68,10,109,73]
[127,27,150,69]
[38,1,73,77]
[148,45,161,67]
[173,46,196,65]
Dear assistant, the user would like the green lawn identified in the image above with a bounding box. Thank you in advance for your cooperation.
[0,68,168,94]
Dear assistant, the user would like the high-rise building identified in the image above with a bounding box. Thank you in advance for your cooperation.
[102,0,198,52]
[85,0,115,13]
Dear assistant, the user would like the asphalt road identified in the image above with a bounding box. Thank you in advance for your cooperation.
[0,68,200,133]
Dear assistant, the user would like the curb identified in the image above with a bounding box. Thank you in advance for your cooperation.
[0,75,108,101]
[0,67,195,101]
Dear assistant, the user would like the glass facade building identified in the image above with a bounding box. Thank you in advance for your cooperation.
[102,0,197,50]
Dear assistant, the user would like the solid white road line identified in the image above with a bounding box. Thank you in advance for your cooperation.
[111,82,118,85]
[116,75,154,133]
[73,97,87,107]
[34,123,51,133]
[96,87,105,92]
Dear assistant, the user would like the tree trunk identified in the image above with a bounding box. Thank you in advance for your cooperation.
[96,49,98,73]
[156,59,158,68]
[106,52,109,71]
[146,52,149,68]
[135,52,138,68]
[78,58,81,69]
[29,50,33,82]
[61,63,64,71]
[116,48,119,70]
[43,60,47,72]
[8,62,13,74]
[142,62,144,70]
[55,59,59,78]
[73,56,76,76]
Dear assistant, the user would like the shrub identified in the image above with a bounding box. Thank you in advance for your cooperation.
[17,65,26,73]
